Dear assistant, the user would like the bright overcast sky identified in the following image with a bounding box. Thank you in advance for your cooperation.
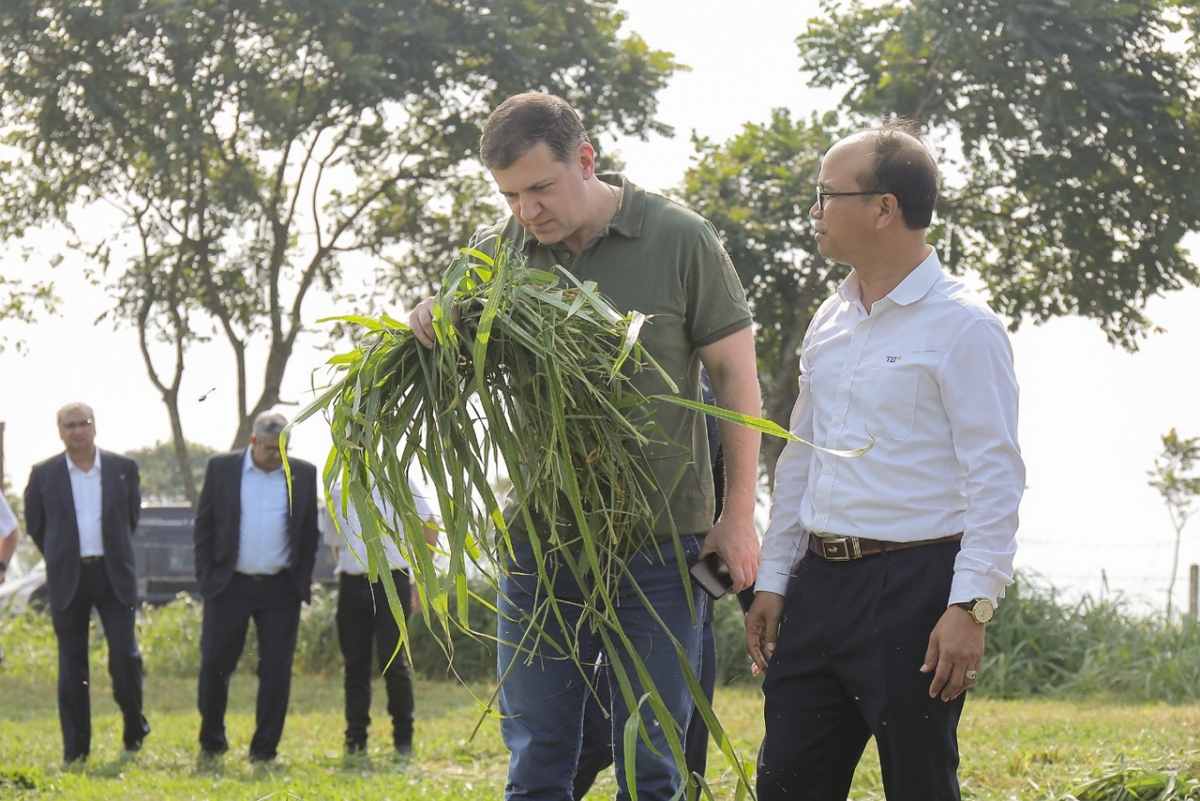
[2,0,1200,610]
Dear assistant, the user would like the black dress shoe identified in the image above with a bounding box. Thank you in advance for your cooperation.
[198,745,228,761]
[125,720,151,752]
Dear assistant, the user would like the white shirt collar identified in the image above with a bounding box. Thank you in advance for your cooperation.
[837,248,942,308]
[242,446,283,476]
[887,248,941,307]
[65,450,101,475]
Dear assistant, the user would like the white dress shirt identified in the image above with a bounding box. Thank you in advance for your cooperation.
[235,447,292,576]
[67,451,104,557]
[759,250,1024,605]
[0,494,17,539]
[319,479,434,575]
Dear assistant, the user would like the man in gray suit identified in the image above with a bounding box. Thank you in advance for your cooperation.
[24,402,150,764]
[193,410,319,763]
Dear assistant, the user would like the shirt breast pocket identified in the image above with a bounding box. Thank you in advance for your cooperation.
[861,368,919,441]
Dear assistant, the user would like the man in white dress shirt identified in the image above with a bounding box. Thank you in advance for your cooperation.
[0,492,18,586]
[746,123,1025,800]
[320,479,439,756]
[0,493,17,665]
[24,403,149,763]
[193,411,320,763]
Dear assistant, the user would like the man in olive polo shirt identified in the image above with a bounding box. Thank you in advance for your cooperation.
[409,92,762,800]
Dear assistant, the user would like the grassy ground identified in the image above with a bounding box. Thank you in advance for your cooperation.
[2,667,1199,799]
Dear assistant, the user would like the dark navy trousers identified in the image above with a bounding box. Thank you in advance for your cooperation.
[759,541,965,801]
[336,569,415,750]
[197,571,300,760]
[51,559,148,762]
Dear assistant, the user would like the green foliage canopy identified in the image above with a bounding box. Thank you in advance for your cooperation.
[798,0,1200,347]
[0,0,680,448]
[677,110,841,476]
[677,0,1200,475]
[0,273,58,355]
[1149,429,1200,530]
[0,0,679,504]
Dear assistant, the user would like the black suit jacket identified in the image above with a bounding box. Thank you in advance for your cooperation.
[24,450,142,614]
[193,450,319,602]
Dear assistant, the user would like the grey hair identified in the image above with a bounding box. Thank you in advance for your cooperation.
[56,402,95,426]
[251,411,288,439]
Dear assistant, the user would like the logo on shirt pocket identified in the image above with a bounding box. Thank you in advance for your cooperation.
[861,367,919,441]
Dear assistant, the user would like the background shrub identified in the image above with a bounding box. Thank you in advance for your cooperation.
[409,584,497,683]
[9,570,1200,704]
[975,573,1200,701]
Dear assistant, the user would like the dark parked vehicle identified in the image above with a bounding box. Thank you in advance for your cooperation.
[0,504,337,611]
[134,503,336,605]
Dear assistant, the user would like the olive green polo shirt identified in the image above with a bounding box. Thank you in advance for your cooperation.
[474,174,752,546]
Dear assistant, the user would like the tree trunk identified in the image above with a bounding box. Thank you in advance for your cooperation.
[1168,521,1183,621]
[134,251,198,505]
[760,323,805,490]
[166,392,198,505]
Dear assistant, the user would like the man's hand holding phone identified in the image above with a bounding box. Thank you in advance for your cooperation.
[689,552,734,599]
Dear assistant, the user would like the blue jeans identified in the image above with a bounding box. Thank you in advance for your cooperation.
[497,535,706,800]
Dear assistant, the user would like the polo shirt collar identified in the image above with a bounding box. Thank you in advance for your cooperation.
[515,173,644,254]
[599,174,643,239]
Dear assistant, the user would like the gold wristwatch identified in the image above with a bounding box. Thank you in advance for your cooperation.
[952,598,995,624]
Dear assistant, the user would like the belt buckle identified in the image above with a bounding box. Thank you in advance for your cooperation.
[821,536,861,562]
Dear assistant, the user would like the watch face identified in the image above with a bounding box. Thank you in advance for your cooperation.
[972,599,995,624]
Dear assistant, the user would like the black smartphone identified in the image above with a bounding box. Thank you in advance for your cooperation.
[689,552,734,600]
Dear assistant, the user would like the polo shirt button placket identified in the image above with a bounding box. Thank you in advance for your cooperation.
[558,250,579,275]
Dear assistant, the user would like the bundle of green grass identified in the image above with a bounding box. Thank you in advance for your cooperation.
[292,240,729,788]
[291,240,787,795]
[295,241,687,604]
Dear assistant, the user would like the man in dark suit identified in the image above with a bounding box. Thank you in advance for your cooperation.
[193,410,319,763]
[24,402,150,764]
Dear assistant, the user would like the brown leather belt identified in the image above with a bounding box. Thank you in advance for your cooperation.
[80,555,104,564]
[808,533,962,562]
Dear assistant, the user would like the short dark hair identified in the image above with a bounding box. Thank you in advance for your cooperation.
[480,92,591,170]
[855,121,938,230]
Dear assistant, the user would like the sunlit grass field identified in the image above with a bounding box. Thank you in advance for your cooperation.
[6,581,1200,799]
[2,668,1200,800]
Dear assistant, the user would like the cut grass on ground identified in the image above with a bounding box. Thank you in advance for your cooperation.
[2,671,1199,799]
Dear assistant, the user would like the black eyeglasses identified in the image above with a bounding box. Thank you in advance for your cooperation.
[816,189,887,211]
[60,419,94,431]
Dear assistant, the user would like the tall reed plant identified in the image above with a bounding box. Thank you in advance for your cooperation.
[978,572,1200,702]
